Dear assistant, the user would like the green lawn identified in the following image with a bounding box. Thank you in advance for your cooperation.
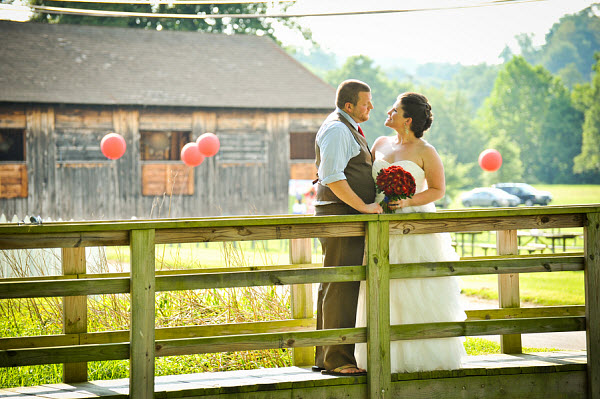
[448,183,600,209]
[460,271,584,306]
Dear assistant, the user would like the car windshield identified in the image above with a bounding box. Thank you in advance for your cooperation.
[518,185,536,194]
[490,189,513,198]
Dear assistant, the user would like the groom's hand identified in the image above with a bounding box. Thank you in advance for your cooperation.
[363,203,383,214]
[328,180,383,214]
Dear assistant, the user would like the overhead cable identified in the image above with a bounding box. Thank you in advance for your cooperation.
[27,0,546,19]
[43,0,294,4]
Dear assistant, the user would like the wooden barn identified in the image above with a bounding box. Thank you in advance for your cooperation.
[0,20,333,220]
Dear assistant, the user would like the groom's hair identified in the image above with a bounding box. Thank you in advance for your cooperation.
[336,79,371,109]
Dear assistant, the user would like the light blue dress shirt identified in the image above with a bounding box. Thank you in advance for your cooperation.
[316,108,361,187]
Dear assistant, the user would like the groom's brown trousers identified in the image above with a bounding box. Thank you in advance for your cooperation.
[314,203,365,370]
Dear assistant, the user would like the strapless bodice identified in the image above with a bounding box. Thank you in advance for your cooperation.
[372,159,433,213]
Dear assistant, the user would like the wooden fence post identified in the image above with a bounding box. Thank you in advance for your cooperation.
[366,220,390,398]
[585,212,600,399]
[61,247,87,383]
[497,229,522,354]
[130,229,155,399]
[289,238,313,366]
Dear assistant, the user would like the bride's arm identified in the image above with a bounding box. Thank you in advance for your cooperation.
[393,145,445,209]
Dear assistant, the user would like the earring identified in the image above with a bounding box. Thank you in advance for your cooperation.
[404,124,409,135]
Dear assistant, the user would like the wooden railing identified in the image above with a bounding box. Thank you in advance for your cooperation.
[0,205,599,399]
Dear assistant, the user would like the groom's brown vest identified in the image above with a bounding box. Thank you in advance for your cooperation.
[315,112,375,205]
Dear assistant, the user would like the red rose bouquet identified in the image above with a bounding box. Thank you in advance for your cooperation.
[375,165,416,213]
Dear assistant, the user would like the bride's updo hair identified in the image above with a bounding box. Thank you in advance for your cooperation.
[399,92,433,138]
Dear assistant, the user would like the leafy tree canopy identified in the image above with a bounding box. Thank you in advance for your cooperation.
[574,53,600,174]
[514,4,600,85]
[29,1,311,43]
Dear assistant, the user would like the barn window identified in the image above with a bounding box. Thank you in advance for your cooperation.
[0,129,27,198]
[140,131,191,161]
[216,132,267,164]
[140,131,195,196]
[290,132,316,160]
[55,129,110,162]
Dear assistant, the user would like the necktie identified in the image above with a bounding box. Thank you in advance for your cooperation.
[357,125,364,137]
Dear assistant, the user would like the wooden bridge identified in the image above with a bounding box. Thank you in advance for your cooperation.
[0,205,599,398]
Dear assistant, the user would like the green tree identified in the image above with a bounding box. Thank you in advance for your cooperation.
[476,56,582,183]
[30,1,308,42]
[539,5,600,82]
[515,33,538,64]
[442,63,500,113]
[574,53,600,175]
[538,82,585,183]
[424,88,484,174]
[439,153,472,201]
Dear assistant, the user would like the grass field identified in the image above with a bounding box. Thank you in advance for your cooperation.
[446,183,600,209]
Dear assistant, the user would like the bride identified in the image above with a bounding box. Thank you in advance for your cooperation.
[355,92,466,373]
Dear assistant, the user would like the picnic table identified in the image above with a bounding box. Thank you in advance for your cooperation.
[454,231,483,256]
[518,230,581,252]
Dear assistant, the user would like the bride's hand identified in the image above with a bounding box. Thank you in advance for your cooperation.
[389,199,410,210]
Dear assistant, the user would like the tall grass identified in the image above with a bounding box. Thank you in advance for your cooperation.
[0,242,293,388]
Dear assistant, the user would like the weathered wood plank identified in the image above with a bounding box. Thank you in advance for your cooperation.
[0,231,130,249]
[0,318,585,367]
[388,370,586,399]
[0,319,316,350]
[2,206,599,237]
[141,163,194,196]
[55,108,113,130]
[465,305,585,321]
[139,110,192,131]
[390,254,584,278]
[154,222,366,244]
[61,247,87,383]
[585,211,600,399]
[390,316,585,341]
[366,220,390,398]
[388,213,586,234]
[0,255,583,299]
[0,358,586,399]
[26,106,56,218]
[4,306,584,351]
[112,108,141,219]
[0,277,130,298]
[0,107,26,128]
[289,238,314,367]
[129,229,156,399]
[0,163,27,199]
[155,266,366,292]
[497,229,522,354]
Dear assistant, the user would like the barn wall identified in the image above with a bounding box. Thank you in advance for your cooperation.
[0,104,328,221]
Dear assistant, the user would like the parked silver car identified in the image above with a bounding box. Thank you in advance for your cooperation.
[461,187,521,207]
[492,183,553,206]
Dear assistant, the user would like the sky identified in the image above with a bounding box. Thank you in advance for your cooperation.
[272,0,598,65]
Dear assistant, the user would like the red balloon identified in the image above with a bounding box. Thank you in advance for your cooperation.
[478,149,502,172]
[100,133,126,160]
[180,142,205,167]
[196,133,220,157]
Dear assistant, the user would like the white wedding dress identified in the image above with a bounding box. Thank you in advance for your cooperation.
[355,159,466,373]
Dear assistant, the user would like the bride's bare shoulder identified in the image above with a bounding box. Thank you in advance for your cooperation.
[372,135,393,150]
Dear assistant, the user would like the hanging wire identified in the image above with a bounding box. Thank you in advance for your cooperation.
[43,0,294,4]
[24,0,546,20]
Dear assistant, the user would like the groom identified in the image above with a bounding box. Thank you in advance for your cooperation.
[313,79,382,376]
